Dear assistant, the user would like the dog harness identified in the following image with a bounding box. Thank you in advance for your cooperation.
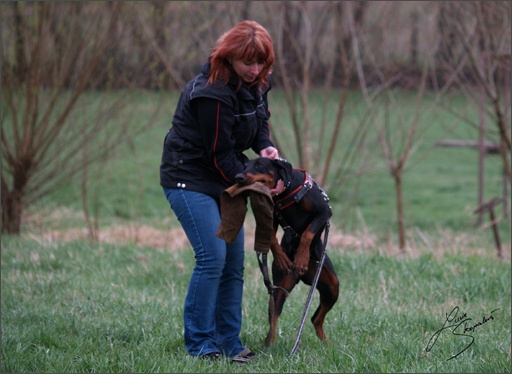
[273,170,329,238]
[274,170,314,211]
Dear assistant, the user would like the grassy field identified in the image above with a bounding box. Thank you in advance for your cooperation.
[1,235,510,373]
[2,89,511,372]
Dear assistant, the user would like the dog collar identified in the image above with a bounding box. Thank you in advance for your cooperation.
[274,170,313,211]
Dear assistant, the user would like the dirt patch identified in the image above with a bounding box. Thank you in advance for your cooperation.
[26,220,509,261]
[34,225,189,251]
[30,223,377,253]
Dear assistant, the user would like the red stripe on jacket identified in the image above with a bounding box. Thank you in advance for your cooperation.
[213,101,231,183]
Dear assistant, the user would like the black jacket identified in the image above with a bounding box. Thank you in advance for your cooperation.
[160,61,275,203]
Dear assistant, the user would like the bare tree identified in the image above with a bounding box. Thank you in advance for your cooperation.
[375,68,430,251]
[262,1,373,188]
[435,1,511,217]
[346,1,440,251]
[1,2,157,234]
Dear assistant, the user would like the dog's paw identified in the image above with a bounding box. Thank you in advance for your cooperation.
[292,255,309,276]
[293,265,308,277]
[274,255,293,274]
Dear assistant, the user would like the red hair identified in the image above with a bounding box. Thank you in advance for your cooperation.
[208,20,274,90]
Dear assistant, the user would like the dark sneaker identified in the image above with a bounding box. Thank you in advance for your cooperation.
[201,351,221,360]
[232,348,256,363]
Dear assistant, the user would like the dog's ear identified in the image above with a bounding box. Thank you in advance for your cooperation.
[272,159,293,186]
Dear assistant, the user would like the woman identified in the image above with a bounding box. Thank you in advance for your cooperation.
[160,20,281,362]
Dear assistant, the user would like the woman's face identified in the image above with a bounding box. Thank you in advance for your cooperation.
[231,60,264,83]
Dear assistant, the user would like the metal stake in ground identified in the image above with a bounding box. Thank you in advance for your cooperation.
[290,221,330,357]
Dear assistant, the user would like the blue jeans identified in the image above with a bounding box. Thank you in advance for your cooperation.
[163,188,246,357]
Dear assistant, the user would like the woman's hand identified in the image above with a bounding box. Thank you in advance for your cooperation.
[259,146,284,195]
[259,146,279,160]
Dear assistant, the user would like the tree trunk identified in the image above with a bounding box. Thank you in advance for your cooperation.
[410,10,418,67]
[1,183,23,235]
[394,171,406,252]
[477,54,486,225]
[13,2,27,84]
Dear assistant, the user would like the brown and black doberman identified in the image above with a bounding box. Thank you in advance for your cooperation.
[235,157,339,347]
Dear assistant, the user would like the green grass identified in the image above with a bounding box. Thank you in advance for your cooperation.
[1,235,510,373]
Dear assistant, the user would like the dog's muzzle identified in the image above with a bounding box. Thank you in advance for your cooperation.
[235,173,246,185]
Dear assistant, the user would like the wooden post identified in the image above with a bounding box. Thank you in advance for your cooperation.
[473,197,505,260]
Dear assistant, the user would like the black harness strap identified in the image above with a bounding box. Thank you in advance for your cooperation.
[274,170,313,211]
[273,170,314,239]
[257,253,290,297]
[257,253,273,293]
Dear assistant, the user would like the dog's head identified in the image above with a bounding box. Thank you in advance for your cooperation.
[235,157,293,189]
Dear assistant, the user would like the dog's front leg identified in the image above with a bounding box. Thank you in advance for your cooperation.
[270,228,293,274]
[293,227,313,276]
